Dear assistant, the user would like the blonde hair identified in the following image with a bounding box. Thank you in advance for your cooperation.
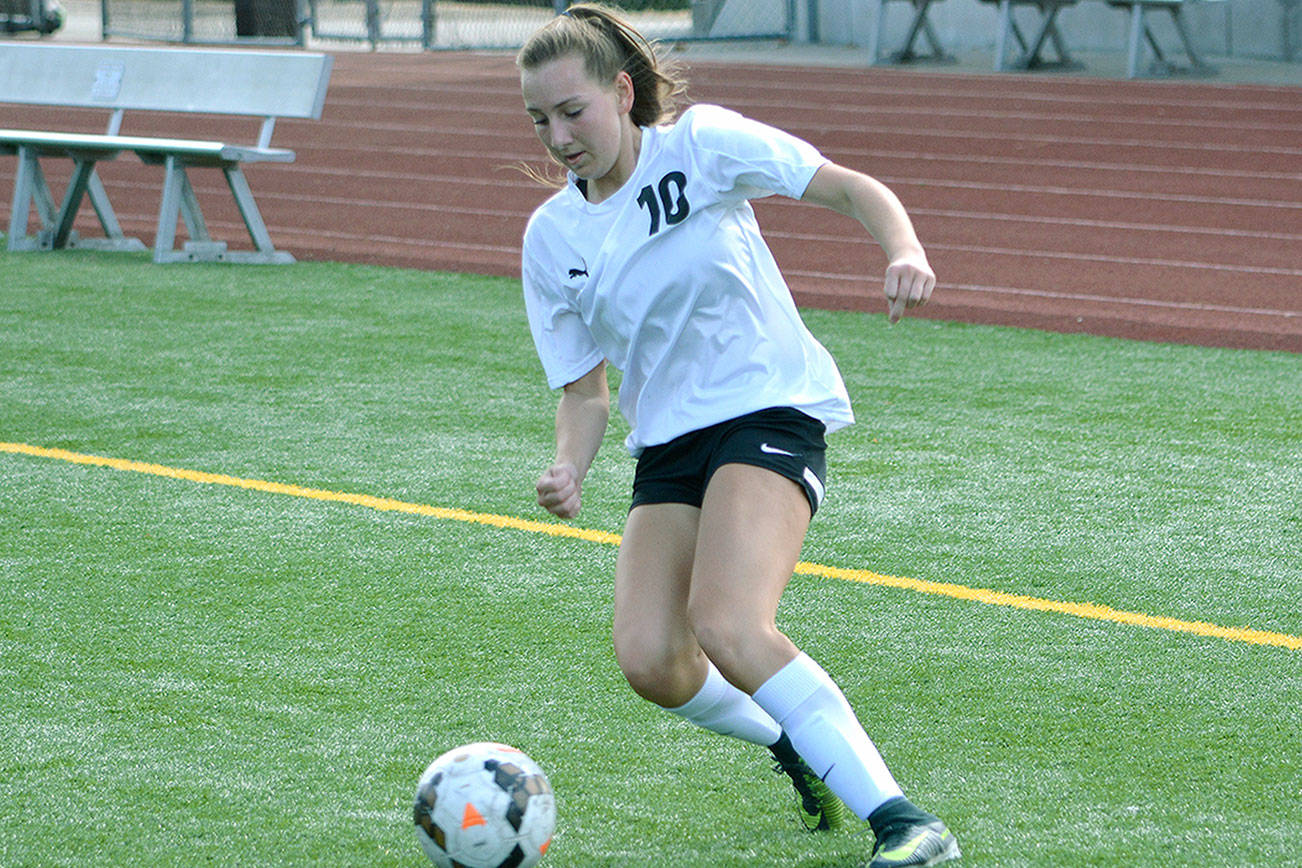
[516,3,686,128]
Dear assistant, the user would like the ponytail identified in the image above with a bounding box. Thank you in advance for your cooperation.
[517,3,686,127]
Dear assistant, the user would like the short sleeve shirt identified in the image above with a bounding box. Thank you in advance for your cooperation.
[521,104,854,456]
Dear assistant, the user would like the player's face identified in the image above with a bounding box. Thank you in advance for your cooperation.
[522,53,637,198]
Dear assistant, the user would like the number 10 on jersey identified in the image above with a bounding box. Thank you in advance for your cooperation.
[637,171,691,236]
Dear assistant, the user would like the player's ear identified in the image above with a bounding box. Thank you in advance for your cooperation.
[613,70,635,115]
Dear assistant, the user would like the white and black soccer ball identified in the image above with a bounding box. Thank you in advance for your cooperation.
[413,742,556,868]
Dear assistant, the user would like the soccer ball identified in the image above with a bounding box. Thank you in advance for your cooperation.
[413,742,556,868]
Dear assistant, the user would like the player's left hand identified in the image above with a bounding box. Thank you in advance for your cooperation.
[884,251,936,324]
[537,462,583,519]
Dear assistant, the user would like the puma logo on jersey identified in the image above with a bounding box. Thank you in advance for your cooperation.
[568,266,588,279]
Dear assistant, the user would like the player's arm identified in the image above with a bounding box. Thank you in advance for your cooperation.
[800,161,935,324]
[537,360,610,519]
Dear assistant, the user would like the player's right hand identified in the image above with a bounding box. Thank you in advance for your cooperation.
[884,250,935,324]
[536,462,582,519]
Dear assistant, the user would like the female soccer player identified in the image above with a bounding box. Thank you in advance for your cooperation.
[518,5,958,866]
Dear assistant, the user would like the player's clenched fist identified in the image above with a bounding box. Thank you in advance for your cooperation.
[536,462,582,519]
[884,251,936,325]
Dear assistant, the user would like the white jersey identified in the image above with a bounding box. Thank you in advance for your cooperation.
[521,103,854,456]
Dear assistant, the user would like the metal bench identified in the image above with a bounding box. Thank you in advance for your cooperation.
[981,0,1083,71]
[1103,0,1224,78]
[0,44,332,263]
[869,0,957,64]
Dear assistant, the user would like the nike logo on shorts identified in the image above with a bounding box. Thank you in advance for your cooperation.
[759,442,798,457]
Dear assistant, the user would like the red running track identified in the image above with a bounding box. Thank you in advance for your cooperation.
[3,51,1299,352]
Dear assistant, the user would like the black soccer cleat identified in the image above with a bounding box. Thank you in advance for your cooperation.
[864,797,960,867]
[768,732,850,831]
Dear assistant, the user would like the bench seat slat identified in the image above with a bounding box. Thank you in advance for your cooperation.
[0,129,295,164]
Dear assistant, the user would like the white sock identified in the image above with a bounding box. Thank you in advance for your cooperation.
[666,660,783,747]
[751,652,904,819]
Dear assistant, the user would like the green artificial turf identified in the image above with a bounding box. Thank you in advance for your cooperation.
[1,251,1298,866]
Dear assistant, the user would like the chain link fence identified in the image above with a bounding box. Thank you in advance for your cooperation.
[96,0,794,48]
[101,0,303,44]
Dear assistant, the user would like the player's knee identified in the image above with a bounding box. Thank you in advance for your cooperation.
[686,603,752,680]
[612,629,699,707]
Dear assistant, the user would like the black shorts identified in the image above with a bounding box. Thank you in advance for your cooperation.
[630,407,829,516]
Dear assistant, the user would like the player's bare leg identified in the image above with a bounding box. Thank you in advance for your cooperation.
[614,501,781,743]
[691,463,956,864]
[686,462,808,694]
[686,463,849,830]
[612,502,706,708]
[613,498,844,829]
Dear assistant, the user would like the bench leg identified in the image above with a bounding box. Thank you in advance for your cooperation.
[1126,2,1146,78]
[1122,2,1213,77]
[1010,17,1030,53]
[52,159,96,250]
[152,157,292,264]
[223,165,295,264]
[178,168,212,244]
[82,170,147,252]
[993,0,1037,70]
[1166,5,1214,71]
[1047,17,1072,62]
[869,0,886,63]
[1024,16,1056,66]
[7,148,144,253]
[891,1,930,61]
[7,146,56,251]
[1022,8,1076,68]
[921,16,949,57]
[994,0,1013,69]
[1284,0,1298,62]
[1143,17,1171,68]
[7,148,36,251]
[892,0,939,61]
[154,157,185,262]
[154,156,229,263]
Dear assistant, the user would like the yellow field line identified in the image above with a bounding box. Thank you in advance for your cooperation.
[5,440,1299,652]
